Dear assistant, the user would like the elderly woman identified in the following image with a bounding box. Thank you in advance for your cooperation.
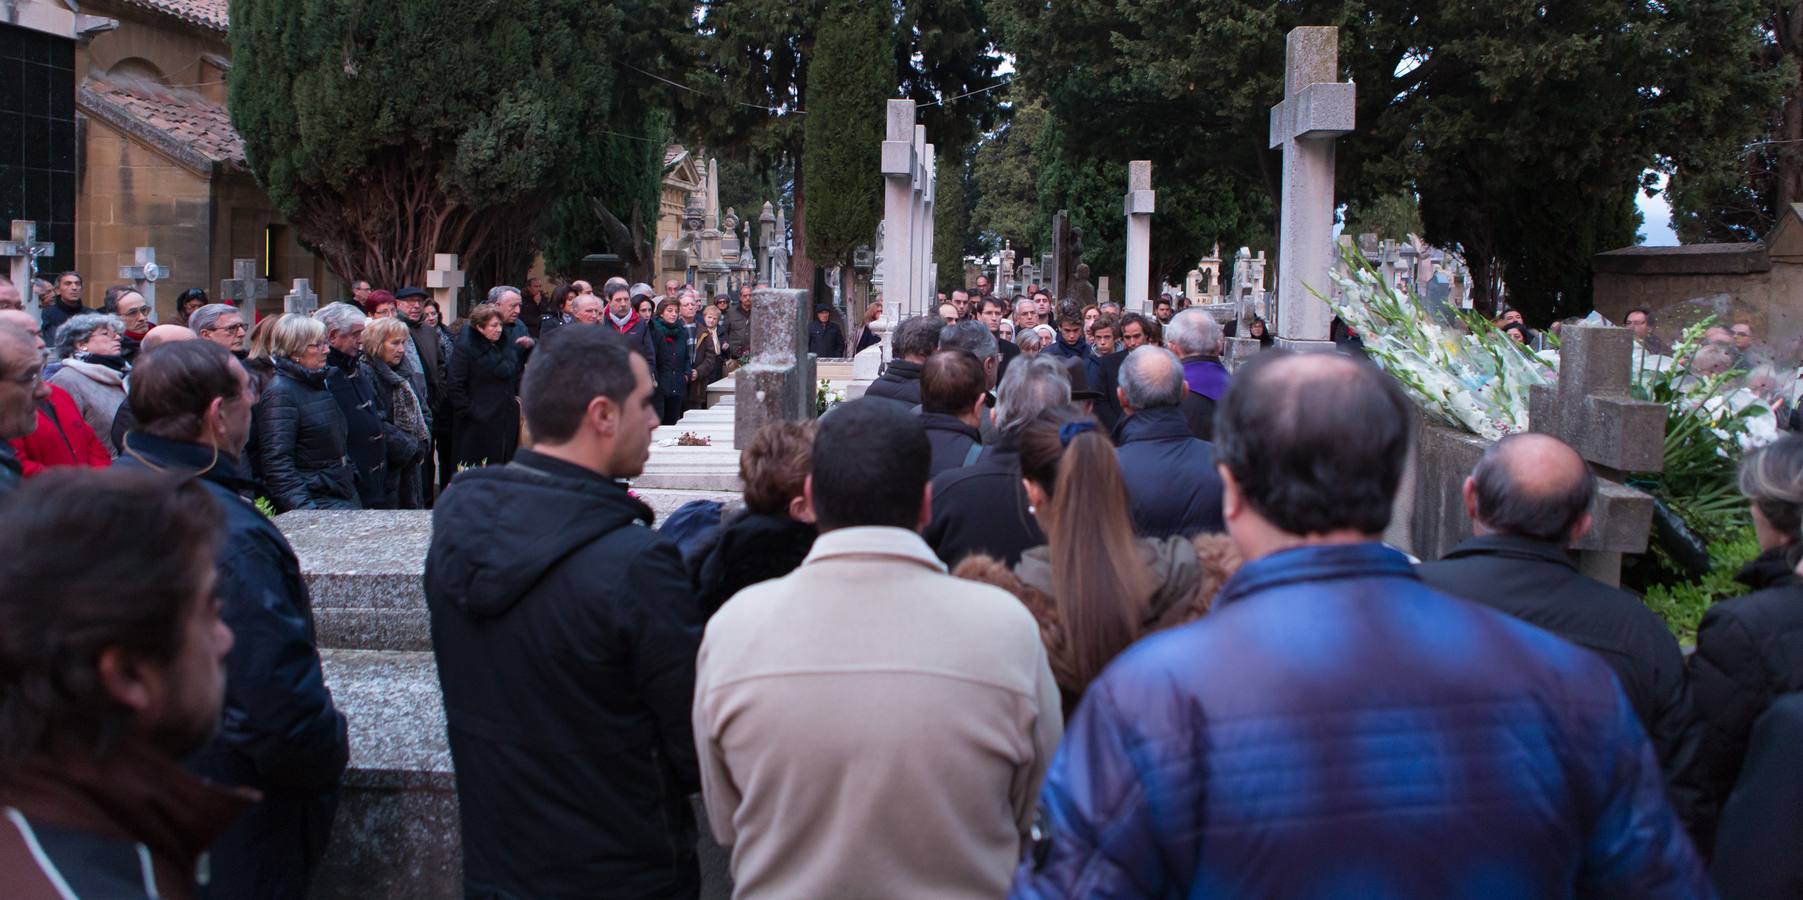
[251,313,359,510]
[688,304,724,410]
[49,313,131,456]
[651,298,691,426]
[448,303,521,468]
[361,316,429,509]
[316,302,390,508]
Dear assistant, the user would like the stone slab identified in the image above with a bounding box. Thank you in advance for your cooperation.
[279,510,431,653]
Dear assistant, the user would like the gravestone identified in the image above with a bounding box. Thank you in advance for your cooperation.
[426,254,466,321]
[284,278,319,316]
[880,98,932,326]
[1268,26,1355,351]
[1048,210,1071,299]
[733,288,817,449]
[1528,325,1666,585]
[1069,262,1096,308]
[219,258,269,311]
[1123,160,1155,313]
[0,220,55,325]
[118,246,168,323]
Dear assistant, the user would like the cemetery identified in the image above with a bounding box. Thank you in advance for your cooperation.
[5,0,1802,896]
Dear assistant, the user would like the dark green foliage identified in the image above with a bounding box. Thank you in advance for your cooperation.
[228,0,684,288]
[971,100,1047,256]
[991,0,1781,323]
[802,0,889,267]
[934,146,973,289]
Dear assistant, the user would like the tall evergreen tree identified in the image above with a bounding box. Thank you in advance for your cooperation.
[803,0,889,286]
[934,147,973,291]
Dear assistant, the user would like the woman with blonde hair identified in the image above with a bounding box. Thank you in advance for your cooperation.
[955,407,1240,716]
[250,312,359,510]
[361,316,430,508]
[688,304,724,409]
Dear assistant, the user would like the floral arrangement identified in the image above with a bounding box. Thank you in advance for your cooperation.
[676,432,712,447]
[1320,249,1554,441]
[816,379,844,417]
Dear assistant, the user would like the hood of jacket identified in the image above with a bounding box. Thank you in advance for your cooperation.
[1015,534,1202,629]
[428,451,653,618]
[1736,544,1801,592]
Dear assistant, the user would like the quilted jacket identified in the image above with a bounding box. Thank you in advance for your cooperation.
[1010,542,1709,899]
[252,357,359,512]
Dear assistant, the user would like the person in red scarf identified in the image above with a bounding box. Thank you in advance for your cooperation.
[602,276,655,362]
[105,286,154,364]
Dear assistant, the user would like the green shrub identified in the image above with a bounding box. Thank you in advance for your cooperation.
[1643,525,1759,646]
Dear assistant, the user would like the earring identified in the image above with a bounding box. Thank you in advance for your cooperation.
[1027,505,1036,515]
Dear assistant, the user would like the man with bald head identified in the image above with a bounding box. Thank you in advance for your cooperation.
[1416,431,1709,839]
[1016,352,1706,898]
[109,324,198,450]
[0,320,49,498]
[1112,345,1223,537]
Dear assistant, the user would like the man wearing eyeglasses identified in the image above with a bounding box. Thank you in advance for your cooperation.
[113,289,153,363]
[0,320,51,501]
[189,304,250,354]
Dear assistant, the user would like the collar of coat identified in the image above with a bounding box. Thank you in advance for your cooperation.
[802,526,947,573]
[1214,541,1413,608]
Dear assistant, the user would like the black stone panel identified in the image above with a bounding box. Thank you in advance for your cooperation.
[0,23,76,277]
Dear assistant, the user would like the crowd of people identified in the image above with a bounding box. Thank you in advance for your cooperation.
[1,270,1801,899]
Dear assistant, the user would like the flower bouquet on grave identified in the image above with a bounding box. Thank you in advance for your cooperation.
[1319,246,1554,442]
[815,379,845,417]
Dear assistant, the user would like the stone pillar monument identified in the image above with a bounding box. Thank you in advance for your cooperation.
[734,288,817,449]
[1123,160,1155,314]
[1268,26,1355,351]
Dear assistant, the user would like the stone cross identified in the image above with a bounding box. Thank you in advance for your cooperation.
[1268,26,1355,351]
[880,99,924,322]
[426,254,466,321]
[1048,210,1070,299]
[733,288,817,449]
[219,258,270,310]
[1123,160,1155,313]
[284,278,319,316]
[1528,325,1667,586]
[118,246,168,323]
[0,220,55,325]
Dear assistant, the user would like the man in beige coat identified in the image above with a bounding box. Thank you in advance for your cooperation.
[694,399,1062,899]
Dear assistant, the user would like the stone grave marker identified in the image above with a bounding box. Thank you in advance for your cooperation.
[426,253,466,321]
[1123,160,1155,313]
[1528,325,1666,585]
[219,257,270,311]
[0,220,55,325]
[118,246,168,323]
[1268,26,1355,351]
[1048,209,1071,300]
[880,99,929,321]
[284,278,319,316]
[734,287,817,450]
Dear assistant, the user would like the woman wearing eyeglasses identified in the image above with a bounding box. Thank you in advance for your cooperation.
[249,313,359,511]
[48,312,130,457]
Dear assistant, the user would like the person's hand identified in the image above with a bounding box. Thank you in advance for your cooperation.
[515,336,535,349]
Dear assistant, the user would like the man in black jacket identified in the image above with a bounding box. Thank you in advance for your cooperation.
[1414,432,1709,839]
[924,354,1070,567]
[1112,346,1224,538]
[919,349,985,477]
[977,296,1020,382]
[114,341,349,899]
[317,303,389,507]
[865,315,939,406]
[425,325,704,898]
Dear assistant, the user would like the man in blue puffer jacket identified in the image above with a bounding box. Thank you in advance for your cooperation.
[1011,351,1710,899]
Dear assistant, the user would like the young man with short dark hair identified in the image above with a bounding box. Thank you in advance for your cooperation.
[919,349,987,477]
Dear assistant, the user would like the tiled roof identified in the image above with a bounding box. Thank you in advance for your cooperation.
[118,0,229,32]
[78,75,246,175]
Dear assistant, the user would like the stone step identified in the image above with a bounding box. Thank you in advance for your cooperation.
[633,488,741,521]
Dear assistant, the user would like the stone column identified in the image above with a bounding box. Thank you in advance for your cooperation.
[910,125,931,316]
[1123,160,1155,314]
[880,100,919,321]
[734,288,816,449]
[1268,26,1355,351]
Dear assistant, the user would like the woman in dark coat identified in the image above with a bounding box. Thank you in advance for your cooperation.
[448,303,522,469]
[651,298,691,426]
[1691,433,1803,844]
[360,317,430,509]
[688,305,723,409]
[689,421,819,616]
[251,313,360,511]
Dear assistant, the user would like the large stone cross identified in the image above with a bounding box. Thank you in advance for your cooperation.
[220,258,270,309]
[1268,26,1355,351]
[1123,160,1155,313]
[1528,325,1668,585]
[0,220,55,324]
[118,246,168,322]
[284,278,319,315]
[426,254,466,321]
[880,99,925,320]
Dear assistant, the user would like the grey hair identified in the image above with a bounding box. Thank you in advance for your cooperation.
[1014,298,1036,315]
[1015,328,1043,352]
[1741,434,1803,549]
[939,320,998,361]
[1119,346,1187,410]
[1165,308,1222,357]
[313,301,367,336]
[185,304,240,334]
[995,354,1071,433]
[488,285,521,305]
[55,313,124,360]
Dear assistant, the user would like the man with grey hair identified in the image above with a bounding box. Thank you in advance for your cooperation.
[489,284,535,363]
[924,354,1072,567]
[569,292,605,325]
[1013,297,1040,332]
[940,319,1002,441]
[187,303,248,353]
[1415,432,1707,837]
[0,276,22,312]
[316,302,391,507]
[866,315,939,406]
[1113,346,1224,538]
[0,320,49,499]
[1164,307,1230,441]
